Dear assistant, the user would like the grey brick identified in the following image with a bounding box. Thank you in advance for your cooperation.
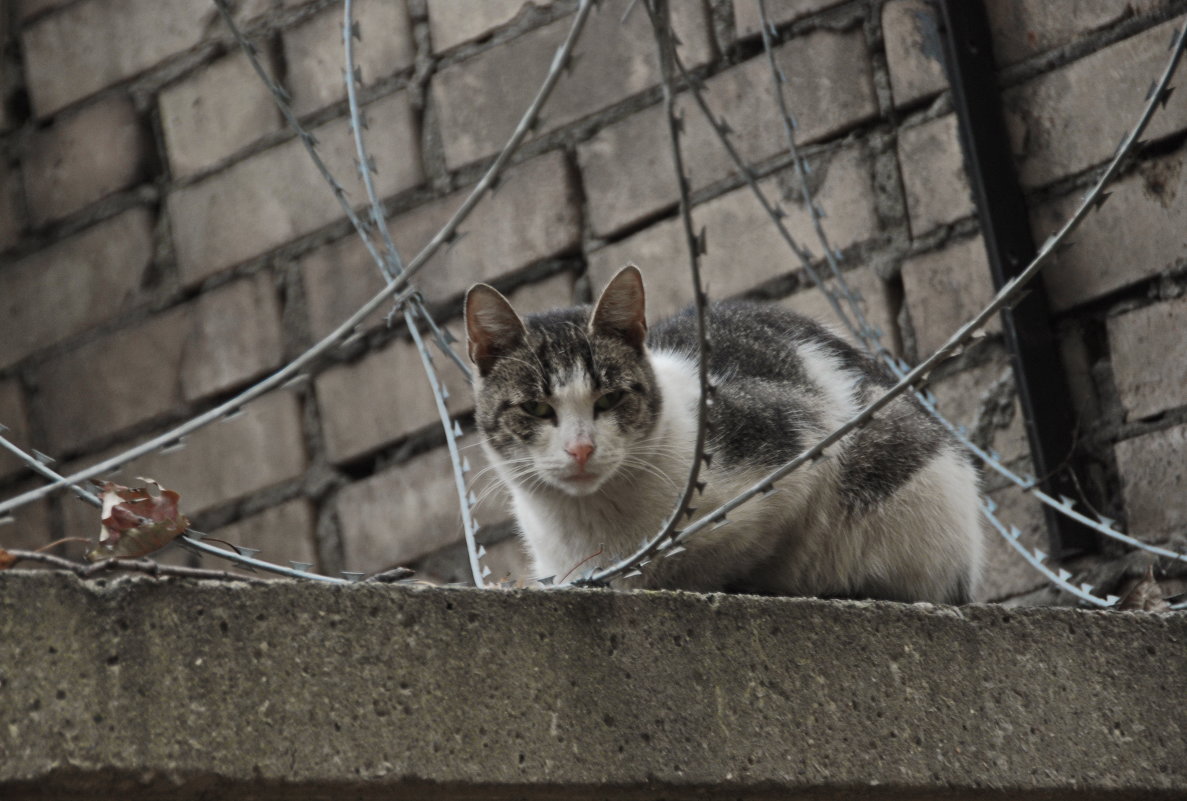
[882,0,946,108]
[197,499,318,574]
[588,146,881,320]
[23,95,149,225]
[1114,423,1187,545]
[732,0,847,39]
[985,0,1170,67]
[315,337,471,465]
[0,208,155,369]
[975,487,1048,602]
[1003,19,1187,189]
[898,113,974,237]
[284,0,414,117]
[300,151,579,339]
[431,0,712,169]
[16,0,72,22]
[1033,147,1187,311]
[335,443,473,571]
[578,29,877,237]
[0,378,33,481]
[35,274,284,454]
[426,0,554,53]
[900,235,1000,360]
[169,89,422,285]
[21,0,241,117]
[0,485,53,555]
[159,51,281,178]
[1107,295,1187,421]
[62,391,307,525]
[0,159,25,251]
[930,358,1029,465]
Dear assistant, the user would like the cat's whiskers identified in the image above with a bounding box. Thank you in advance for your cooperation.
[470,457,534,483]
[617,455,680,492]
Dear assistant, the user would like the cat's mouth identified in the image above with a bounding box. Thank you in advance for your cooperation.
[562,473,598,483]
[553,469,605,495]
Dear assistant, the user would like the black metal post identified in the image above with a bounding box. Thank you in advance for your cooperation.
[936,0,1095,555]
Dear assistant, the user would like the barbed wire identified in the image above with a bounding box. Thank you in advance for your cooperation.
[571,0,714,585]
[2,2,1183,606]
[574,5,1187,600]
[339,0,483,586]
[0,0,595,546]
[745,3,1187,601]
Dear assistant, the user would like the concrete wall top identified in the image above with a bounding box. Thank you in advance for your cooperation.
[1,571,1184,800]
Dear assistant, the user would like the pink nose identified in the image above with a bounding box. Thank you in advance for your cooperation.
[565,440,595,468]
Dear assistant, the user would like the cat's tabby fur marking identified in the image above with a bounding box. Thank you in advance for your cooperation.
[465,266,983,602]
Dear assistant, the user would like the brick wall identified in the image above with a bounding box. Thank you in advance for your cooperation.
[1,0,1184,602]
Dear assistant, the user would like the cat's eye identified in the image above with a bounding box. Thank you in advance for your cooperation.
[594,390,626,412]
[520,400,555,418]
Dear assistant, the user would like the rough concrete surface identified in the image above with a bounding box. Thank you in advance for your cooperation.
[0,572,1184,800]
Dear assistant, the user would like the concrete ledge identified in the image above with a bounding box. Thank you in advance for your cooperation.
[1,571,1184,800]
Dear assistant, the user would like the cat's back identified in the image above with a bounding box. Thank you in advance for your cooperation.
[646,300,881,386]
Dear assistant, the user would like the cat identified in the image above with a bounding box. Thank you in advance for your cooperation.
[464,265,983,603]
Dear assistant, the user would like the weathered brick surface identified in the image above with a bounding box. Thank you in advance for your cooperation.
[0,488,53,554]
[283,0,414,117]
[0,208,155,370]
[430,0,712,169]
[300,151,579,339]
[197,499,317,572]
[169,89,422,285]
[900,235,1000,360]
[16,0,71,22]
[159,51,281,178]
[732,0,847,38]
[1033,147,1187,311]
[1114,423,1187,545]
[779,266,898,354]
[577,29,877,238]
[315,338,471,465]
[985,0,1170,67]
[882,0,946,108]
[1107,295,1187,421]
[930,358,1029,464]
[426,0,553,53]
[977,486,1048,602]
[61,391,307,533]
[1004,19,1187,189]
[21,0,224,117]
[34,274,283,454]
[0,379,32,481]
[315,272,573,464]
[23,95,149,225]
[335,443,471,571]
[0,13,14,136]
[0,160,25,251]
[588,147,880,319]
[898,113,974,237]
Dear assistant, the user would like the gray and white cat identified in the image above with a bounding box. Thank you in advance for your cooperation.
[465,266,983,602]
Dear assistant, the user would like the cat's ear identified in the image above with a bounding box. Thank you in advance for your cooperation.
[465,284,528,377]
[590,264,647,352]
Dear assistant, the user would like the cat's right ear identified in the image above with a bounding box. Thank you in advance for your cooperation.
[590,264,647,352]
[465,284,528,377]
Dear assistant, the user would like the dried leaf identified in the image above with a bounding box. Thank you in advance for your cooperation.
[0,548,16,570]
[87,478,190,562]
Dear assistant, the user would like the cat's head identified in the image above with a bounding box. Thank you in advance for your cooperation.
[464,266,662,497]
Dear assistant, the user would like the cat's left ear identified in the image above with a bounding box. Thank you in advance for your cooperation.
[465,283,528,377]
[590,264,647,352]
